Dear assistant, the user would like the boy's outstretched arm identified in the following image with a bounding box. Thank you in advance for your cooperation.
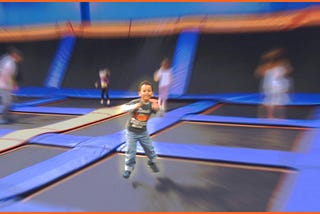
[121,102,142,112]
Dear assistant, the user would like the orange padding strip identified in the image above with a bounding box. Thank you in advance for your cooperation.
[0,106,125,153]
[0,6,320,42]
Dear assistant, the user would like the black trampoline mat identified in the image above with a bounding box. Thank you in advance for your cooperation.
[0,145,67,179]
[67,100,194,137]
[206,104,316,120]
[68,114,129,136]
[166,100,196,111]
[24,154,288,211]
[0,113,76,130]
[152,122,304,151]
[43,98,129,109]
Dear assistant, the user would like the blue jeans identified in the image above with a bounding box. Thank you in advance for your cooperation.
[124,130,157,172]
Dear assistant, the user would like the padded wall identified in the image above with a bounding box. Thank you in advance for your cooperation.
[0,40,59,87]
[62,36,177,92]
[188,26,320,94]
[1,2,319,26]
[0,2,81,26]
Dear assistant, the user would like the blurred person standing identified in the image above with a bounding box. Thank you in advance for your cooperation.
[153,58,173,116]
[255,48,293,119]
[0,47,23,124]
[95,68,111,105]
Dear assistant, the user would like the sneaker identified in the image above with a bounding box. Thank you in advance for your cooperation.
[148,162,159,173]
[123,170,131,179]
[107,99,110,105]
[100,99,104,105]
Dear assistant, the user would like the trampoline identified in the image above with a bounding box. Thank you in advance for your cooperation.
[204,103,316,120]
[0,112,76,131]
[43,98,130,109]
[21,154,292,211]
[152,121,306,151]
[1,5,320,210]
[0,95,314,211]
[66,100,196,137]
[0,145,67,180]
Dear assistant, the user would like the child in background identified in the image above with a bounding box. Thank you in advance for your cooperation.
[255,48,293,119]
[121,80,160,179]
[0,47,23,124]
[95,68,110,105]
[154,58,173,115]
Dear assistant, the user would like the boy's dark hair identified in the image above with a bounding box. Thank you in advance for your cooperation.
[138,80,153,91]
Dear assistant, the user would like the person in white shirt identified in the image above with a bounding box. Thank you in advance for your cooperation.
[255,48,292,119]
[153,58,173,115]
[0,47,23,124]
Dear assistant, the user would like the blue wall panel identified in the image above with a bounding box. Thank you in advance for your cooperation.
[1,2,320,26]
[90,2,320,21]
[0,2,81,26]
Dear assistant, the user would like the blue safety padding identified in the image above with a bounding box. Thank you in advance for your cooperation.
[30,132,125,149]
[14,87,137,99]
[11,106,94,115]
[57,88,139,99]
[180,93,320,106]
[165,100,216,116]
[179,93,257,100]
[182,114,320,128]
[56,88,101,98]
[305,130,320,150]
[11,96,67,108]
[273,127,320,211]
[78,130,126,150]
[0,129,15,137]
[229,93,320,106]
[28,101,216,149]
[14,87,60,98]
[0,201,83,211]
[144,101,216,135]
[44,36,76,88]
[293,149,320,169]
[30,133,92,148]
[117,141,298,168]
[12,87,320,106]
[282,167,320,211]
[170,30,199,95]
[288,93,320,106]
[0,145,113,201]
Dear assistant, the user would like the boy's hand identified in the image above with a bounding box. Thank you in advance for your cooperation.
[151,100,159,111]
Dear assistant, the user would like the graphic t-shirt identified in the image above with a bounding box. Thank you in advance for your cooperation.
[126,99,156,133]
[100,77,109,88]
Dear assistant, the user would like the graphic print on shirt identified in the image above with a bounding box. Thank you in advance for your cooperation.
[130,110,150,129]
[100,77,109,88]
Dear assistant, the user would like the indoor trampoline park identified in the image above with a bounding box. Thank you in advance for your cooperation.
[0,2,320,212]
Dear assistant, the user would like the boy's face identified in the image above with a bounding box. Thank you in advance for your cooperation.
[139,84,153,102]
